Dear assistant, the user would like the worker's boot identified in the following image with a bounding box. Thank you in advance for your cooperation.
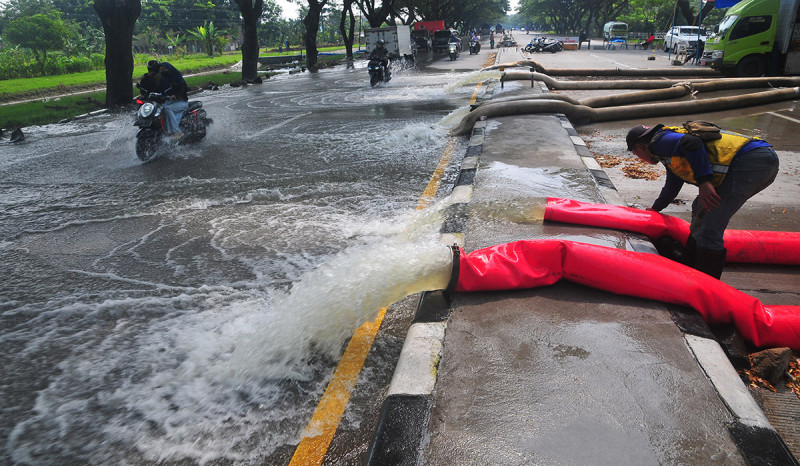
[655,236,685,262]
[654,235,696,266]
[694,247,727,280]
[681,235,697,267]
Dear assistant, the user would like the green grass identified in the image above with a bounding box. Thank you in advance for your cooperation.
[0,48,348,98]
[0,71,248,128]
[0,49,348,128]
[0,92,108,128]
[0,53,243,98]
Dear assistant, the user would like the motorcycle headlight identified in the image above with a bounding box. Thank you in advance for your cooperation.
[138,102,155,118]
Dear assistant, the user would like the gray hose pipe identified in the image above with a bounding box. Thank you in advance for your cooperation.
[503,72,800,91]
[477,76,800,110]
[450,99,594,135]
[590,86,800,122]
[503,71,720,90]
[483,60,722,77]
[451,87,800,135]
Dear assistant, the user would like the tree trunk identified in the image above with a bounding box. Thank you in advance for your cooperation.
[94,0,141,108]
[339,0,355,61]
[234,0,264,81]
[303,0,327,72]
[677,0,696,25]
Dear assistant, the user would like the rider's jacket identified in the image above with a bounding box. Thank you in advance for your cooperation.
[369,47,389,61]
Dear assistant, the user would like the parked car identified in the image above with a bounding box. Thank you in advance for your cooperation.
[663,25,708,53]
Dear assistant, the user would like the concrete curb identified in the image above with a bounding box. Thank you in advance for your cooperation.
[365,83,494,464]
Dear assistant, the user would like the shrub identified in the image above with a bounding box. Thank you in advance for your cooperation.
[0,48,106,79]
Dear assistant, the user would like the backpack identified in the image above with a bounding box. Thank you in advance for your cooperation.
[682,120,722,141]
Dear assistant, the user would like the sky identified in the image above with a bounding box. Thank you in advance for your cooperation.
[274,0,518,20]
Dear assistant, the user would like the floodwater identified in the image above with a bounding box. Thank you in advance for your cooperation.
[0,63,475,464]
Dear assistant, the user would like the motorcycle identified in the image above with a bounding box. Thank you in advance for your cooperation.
[133,84,212,162]
[542,38,564,53]
[448,42,459,60]
[368,59,391,87]
[524,36,563,54]
[469,39,481,54]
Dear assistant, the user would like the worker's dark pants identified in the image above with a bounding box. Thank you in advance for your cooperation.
[691,147,779,251]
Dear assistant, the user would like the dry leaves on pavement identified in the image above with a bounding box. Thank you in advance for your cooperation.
[595,154,661,180]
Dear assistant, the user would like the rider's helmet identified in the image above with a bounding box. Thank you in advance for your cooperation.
[147,60,161,72]
[376,39,385,47]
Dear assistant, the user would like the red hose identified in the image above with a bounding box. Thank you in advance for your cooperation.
[455,240,800,350]
[545,198,800,265]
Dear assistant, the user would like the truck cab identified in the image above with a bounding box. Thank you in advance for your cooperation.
[701,0,800,76]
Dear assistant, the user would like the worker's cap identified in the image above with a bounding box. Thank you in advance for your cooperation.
[147,60,161,71]
[626,124,659,150]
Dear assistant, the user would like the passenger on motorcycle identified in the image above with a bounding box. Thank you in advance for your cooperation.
[154,61,189,137]
[470,32,481,53]
[369,40,391,75]
[138,60,162,96]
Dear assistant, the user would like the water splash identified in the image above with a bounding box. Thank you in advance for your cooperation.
[444,69,503,94]
[5,196,458,465]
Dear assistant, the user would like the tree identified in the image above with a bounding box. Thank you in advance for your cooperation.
[339,0,357,60]
[357,0,394,28]
[257,2,300,47]
[0,0,54,31]
[3,13,73,74]
[166,31,186,49]
[52,0,102,29]
[303,0,328,72]
[187,21,227,56]
[94,0,141,108]
[230,0,263,81]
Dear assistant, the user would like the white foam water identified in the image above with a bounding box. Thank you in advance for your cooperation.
[5,198,455,465]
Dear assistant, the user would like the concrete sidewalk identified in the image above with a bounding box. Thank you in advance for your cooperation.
[366,41,798,465]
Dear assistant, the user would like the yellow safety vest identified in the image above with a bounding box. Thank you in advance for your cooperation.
[654,127,756,187]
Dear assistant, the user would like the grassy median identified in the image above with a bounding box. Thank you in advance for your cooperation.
[0,49,347,129]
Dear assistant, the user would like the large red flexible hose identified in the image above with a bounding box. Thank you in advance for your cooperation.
[544,198,800,265]
[454,240,800,350]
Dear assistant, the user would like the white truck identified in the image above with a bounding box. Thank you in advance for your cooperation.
[364,25,413,60]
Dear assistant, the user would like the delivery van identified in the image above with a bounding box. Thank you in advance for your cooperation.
[603,21,629,42]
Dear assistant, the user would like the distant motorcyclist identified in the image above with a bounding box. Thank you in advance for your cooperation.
[154,61,188,137]
[369,39,391,75]
[470,32,481,53]
[449,33,462,53]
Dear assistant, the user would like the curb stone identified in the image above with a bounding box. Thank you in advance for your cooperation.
[365,83,495,465]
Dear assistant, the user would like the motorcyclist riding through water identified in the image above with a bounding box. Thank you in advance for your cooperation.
[369,39,391,77]
[148,61,188,139]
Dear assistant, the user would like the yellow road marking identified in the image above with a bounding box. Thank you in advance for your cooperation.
[290,78,486,465]
[469,81,484,106]
[289,308,386,466]
[417,138,457,210]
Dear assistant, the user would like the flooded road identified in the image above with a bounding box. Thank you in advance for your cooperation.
[1,63,472,464]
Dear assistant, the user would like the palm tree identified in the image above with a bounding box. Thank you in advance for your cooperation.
[188,21,225,57]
